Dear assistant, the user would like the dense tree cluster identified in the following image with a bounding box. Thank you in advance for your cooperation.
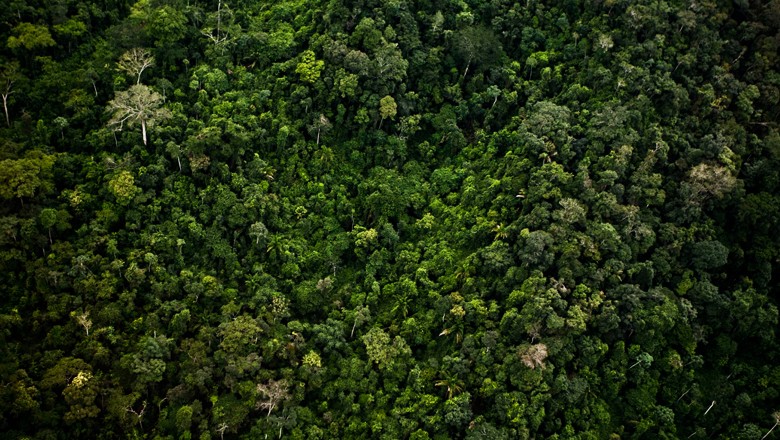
[1,0,779,438]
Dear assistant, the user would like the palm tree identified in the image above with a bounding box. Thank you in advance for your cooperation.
[492,222,509,240]
[435,375,464,400]
[266,234,286,261]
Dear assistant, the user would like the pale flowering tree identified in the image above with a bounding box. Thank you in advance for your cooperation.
[520,343,549,369]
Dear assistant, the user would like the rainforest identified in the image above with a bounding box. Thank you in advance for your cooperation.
[1,0,779,438]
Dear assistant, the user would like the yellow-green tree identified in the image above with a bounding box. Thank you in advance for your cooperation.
[295,50,324,83]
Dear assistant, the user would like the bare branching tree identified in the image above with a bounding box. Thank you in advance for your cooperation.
[256,379,290,417]
[1,61,21,127]
[125,401,147,430]
[117,48,155,85]
[74,311,92,336]
[350,305,370,339]
[216,422,229,440]
[762,411,780,440]
[201,0,234,47]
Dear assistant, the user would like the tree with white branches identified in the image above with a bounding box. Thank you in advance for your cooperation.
[1,61,21,127]
[762,411,780,440]
[117,48,155,85]
[256,379,290,417]
[106,84,171,146]
[74,310,92,336]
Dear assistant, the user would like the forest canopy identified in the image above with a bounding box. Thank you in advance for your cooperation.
[1,0,779,438]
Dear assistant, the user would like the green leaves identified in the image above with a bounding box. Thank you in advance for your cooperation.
[7,23,55,51]
[0,0,778,438]
[107,170,140,204]
[295,50,324,84]
[690,240,729,270]
[0,150,55,201]
[450,26,504,77]
[361,327,411,370]
[379,95,397,124]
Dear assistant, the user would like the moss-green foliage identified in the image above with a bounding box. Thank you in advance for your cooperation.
[1,0,779,438]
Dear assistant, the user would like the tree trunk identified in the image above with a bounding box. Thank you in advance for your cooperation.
[216,0,223,45]
[2,94,9,127]
[762,422,778,440]
[141,119,148,146]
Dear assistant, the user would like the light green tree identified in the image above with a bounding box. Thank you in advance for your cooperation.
[62,371,101,422]
[108,170,140,204]
[296,50,324,83]
[379,95,397,129]
[7,23,55,51]
[0,151,55,204]
[362,327,410,370]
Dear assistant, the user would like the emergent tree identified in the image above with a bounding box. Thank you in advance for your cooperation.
[106,84,171,146]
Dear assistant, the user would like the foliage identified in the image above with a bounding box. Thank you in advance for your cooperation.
[0,0,779,438]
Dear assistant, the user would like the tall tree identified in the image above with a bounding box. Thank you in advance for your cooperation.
[0,62,21,127]
[451,26,504,78]
[117,48,155,85]
[106,84,171,146]
[256,379,290,417]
